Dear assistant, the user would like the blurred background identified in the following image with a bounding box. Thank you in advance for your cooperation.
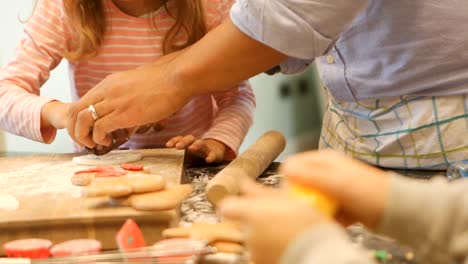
[0,1,326,160]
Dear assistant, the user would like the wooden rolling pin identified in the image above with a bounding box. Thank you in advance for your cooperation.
[206,131,286,206]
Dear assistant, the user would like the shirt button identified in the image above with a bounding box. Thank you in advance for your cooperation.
[326,55,335,64]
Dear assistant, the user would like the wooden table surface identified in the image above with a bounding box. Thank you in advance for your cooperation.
[0,149,185,254]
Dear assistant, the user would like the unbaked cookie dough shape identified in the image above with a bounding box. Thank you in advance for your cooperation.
[72,150,143,166]
[82,174,166,198]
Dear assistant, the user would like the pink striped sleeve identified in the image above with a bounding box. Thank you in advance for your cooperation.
[205,0,235,30]
[202,81,256,159]
[0,0,69,143]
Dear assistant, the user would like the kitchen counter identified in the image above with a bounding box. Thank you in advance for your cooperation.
[0,151,446,263]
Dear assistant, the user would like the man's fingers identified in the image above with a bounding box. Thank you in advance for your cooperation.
[68,90,105,135]
[92,112,121,146]
[89,101,118,146]
[73,101,114,148]
[69,79,107,117]
[74,109,97,148]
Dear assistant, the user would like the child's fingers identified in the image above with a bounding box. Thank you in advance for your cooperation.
[166,136,183,147]
[175,135,196,149]
[188,139,208,153]
[188,140,211,161]
[205,151,218,163]
[186,139,225,163]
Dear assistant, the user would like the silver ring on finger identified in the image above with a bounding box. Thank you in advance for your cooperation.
[87,105,100,121]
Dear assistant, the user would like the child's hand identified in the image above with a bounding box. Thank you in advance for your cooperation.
[41,101,69,130]
[219,180,330,264]
[166,135,226,163]
[281,150,390,229]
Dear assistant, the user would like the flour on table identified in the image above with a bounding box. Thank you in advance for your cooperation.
[73,150,143,166]
[0,163,82,198]
[180,175,220,225]
[0,193,19,211]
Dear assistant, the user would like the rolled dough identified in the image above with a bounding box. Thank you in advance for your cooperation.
[0,193,19,211]
[73,151,143,166]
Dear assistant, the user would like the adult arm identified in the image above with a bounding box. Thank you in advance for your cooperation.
[69,0,370,146]
[68,19,285,147]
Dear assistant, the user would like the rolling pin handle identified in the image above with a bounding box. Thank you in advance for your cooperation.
[206,131,286,206]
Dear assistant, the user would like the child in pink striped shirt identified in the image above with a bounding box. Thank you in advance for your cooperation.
[0,0,255,163]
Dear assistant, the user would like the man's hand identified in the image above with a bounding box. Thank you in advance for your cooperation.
[67,61,191,148]
[67,18,286,148]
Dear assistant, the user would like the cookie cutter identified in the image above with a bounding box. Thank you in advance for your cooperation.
[87,129,130,156]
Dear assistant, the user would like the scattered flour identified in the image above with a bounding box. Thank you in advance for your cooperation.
[0,193,19,211]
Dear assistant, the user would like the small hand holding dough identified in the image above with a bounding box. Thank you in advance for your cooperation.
[110,184,192,211]
[82,174,166,198]
[162,222,244,244]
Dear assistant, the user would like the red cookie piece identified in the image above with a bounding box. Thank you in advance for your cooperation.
[74,167,127,177]
[74,167,112,175]
[115,219,146,252]
[120,163,144,171]
[95,170,127,177]
[4,238,52,259]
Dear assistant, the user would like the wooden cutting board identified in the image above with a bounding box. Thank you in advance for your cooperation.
[0,149,185,254]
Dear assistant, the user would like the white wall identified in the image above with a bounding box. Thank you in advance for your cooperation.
[0,0,73,153]
[240,68,325,161]
[0,130,5,151]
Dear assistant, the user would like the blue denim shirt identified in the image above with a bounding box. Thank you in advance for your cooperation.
[231,0,468,101]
